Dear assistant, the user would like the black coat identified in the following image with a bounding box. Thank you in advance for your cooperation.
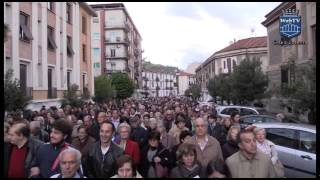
[4,138,44,177]
[88,122,100,141]
[130,126,148,149]
[207,123,227,146]
[84,141,124,178]
[139,143,172,178]
[222,140,239,160]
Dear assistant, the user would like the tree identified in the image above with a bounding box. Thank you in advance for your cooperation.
[111,72,135,100]
[229,58,268,105]
[279,60,316,124]
[61,84,85,108]
[207,74,231,104]
[93,75,115,103]
[5,69,32,112]
[184,84,201,101]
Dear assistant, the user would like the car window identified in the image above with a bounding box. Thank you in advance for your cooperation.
[265,128,298,149]
[221,108,238,115]
[240,108,257,116]
[298,131,316,154]
[241,116,263,124]
[263,117,277,123]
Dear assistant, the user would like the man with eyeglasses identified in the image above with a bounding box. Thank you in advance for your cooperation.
[184,117,225,177]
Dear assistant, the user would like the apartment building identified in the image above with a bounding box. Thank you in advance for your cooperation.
[4,2,96,110]
[195,36,268,98]
[90,3,143,89]
[261,2,316,116]
[177,71,196,96]
[141,62,178,97]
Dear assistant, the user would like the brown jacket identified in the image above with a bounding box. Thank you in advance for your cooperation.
[71,136,96,158]
[226,150,277,178]
[184,135,224,176]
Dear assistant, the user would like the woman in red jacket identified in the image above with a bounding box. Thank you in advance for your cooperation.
[115,122,141,167]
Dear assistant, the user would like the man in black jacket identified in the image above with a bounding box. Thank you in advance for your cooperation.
[129,115,148,149]
[207,114,226,146]
[4,123,43,178]
[84,121,124,178]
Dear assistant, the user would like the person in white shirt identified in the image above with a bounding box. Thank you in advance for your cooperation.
[253,127,278,164]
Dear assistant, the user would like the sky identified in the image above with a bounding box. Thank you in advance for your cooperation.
[88,2,282,70]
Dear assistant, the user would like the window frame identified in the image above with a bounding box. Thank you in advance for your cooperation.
[47,26,57,50]
[82,44,86,62]
[265,128,299,149]
[82,16,86,35]
[66,3,72,24]
[19,12,33,42]
[298,130,316,154]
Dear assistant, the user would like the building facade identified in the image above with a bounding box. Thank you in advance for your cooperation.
[261,2,316,117]
[177,71,196,96]
[195,36,268,99]
[141,62,178,97]
[90,3,143,89]
[4,2,96,110]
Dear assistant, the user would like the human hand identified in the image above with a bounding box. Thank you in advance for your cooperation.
[154,157,161,163]
[30,167,40,177]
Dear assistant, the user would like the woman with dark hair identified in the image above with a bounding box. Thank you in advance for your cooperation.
[168,113,189,143]
[230,111,241,128]
[111,155,143,178]
[71,125,96,162]
[170,143,204,178]
[139,131,172,178]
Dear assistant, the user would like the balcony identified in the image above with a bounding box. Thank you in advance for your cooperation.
[104,21,129,31]
[105,53,129,60]
[104,38,130,46]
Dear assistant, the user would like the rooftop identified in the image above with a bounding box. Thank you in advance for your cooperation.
[214,36,267,54]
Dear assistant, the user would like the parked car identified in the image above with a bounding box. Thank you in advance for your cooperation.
[216,105,264,118]
[252,123,316,178]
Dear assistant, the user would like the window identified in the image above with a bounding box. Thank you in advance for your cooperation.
[67,36,74,56]
[311,25,316,59]
[93,32,100,40]
[47,26,57,50]
[82,16,86,34]
[241,116,263,125]
[110,49,116,57]
[19,12,33,42]
[240,108,257,116]
[67,71,71,90]
[93,17,99,23]
[233,60,236,68]
[93,48,100,59]
[82,74,86,93]
[298,131,316,154]
[223,61,226,69]
[111,63,116,70]
[66,3,72,24]
[20,64,27,95]
[266,128,298,149]
[221,108,239,115]
[82,44,86,62]
[47,2,54,11]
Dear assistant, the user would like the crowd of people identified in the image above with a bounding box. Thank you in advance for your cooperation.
[4,96,284,178]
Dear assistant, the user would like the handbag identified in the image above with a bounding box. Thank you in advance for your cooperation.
[273,160,285,177]
[155,162,169,178]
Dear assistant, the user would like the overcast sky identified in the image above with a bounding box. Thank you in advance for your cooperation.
[88,2,281,70]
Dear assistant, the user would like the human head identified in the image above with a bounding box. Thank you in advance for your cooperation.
[34,116,45,129]
[156,121,166,134]
[66,114,77,127]
[100,121,115,145]
[83,114,92,128]
[97,111,107,125]
[194,117,208,137]
[148,131,161,148]
[276,113,285,122]
[165,110,173,121]
[77,125,88,141]
[59,148,81,178]
[175,113,186,129]
[118,122,131,140]
[227,126,240,141]
[4,122,10,142]
[50,120,72,145]
[129,116,140,128]
[223,117,231,128]
[230,111,240,124]
[237,129,257,155]
[208,114,217,124]
[143,114,150,127]
[8,123,30,145]
[57,108,65,118]
[179,130,193,144]
[253,127,266,144]
[29,120,41,136]
[148,118,157,130]
[116,155,136,178]
[176,143,197,167]
[112,110,119,120]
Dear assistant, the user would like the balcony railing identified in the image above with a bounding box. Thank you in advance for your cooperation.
[104,21,130,31]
